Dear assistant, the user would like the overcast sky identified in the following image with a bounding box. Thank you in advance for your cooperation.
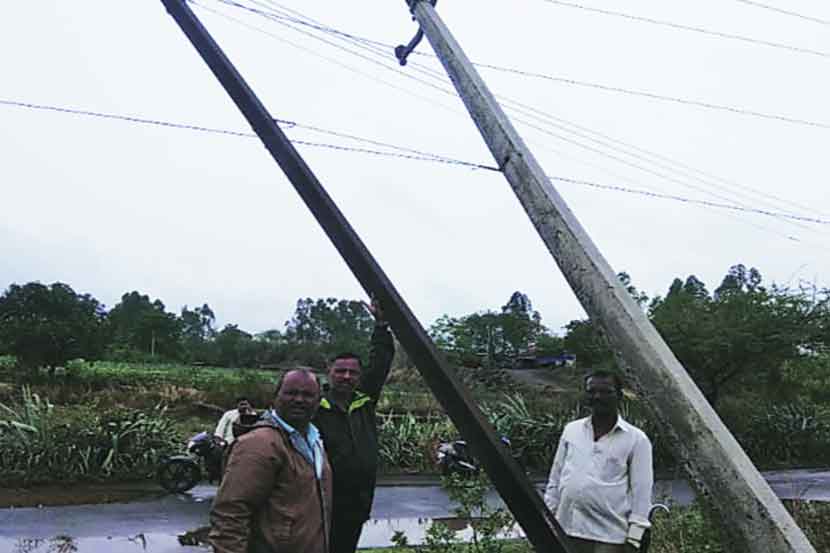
[2,0,829,335]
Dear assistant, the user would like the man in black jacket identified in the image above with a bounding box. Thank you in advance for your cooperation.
[313,299,395,553]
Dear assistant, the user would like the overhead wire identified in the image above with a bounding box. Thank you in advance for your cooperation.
[9,3,825,247]
[7,98,830,227]
[251,0,830,131]
[539,0,830,59]
[234,2,830,250]
[732,0,830,26]
[188,0,464,118]
[211,0,830,228]
[240,0,830,222]
[547,176,830,226]
[496,94,830,224]
[0,99,496,170]
[471,63,830,131]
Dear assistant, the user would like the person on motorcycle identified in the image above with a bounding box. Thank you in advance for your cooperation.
[214,396,254,445]
[544,370,653,552]
[313,298,394,553]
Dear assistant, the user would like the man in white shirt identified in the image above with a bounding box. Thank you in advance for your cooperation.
[214,396,254,445]
[544,370,653,553]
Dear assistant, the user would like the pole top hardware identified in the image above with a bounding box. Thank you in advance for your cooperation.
[395,0,437,66]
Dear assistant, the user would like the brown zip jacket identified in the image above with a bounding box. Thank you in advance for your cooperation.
[209,419,332,553]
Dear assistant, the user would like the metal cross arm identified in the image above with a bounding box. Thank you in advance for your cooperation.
[395,0,436,65]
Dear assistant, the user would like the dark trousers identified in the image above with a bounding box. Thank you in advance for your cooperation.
[330,514,364,553]
[569,537,627,553]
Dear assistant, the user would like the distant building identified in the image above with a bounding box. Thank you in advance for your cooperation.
[514,353,576,370]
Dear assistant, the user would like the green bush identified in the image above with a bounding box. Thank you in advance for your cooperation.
[0,355,16,371]
[380,500,829,553]
[378,412,456,472]
[780,354,830,398]
[377,393,682,475]
[744,401,830,466]
[647,500,830,553]
[391,473,520,553]
[481,394,573,470]
[481,394,676,472]
[0,387,180,485]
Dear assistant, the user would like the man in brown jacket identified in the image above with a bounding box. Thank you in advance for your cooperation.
[210,369,332,553]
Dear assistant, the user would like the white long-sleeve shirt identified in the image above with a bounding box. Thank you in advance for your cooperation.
[544,415,653,545]
[214,409,241,444]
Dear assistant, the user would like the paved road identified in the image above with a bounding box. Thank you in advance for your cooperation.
[2,469,828,552]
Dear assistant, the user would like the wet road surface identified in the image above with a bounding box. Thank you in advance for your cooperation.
[2,469,828,551]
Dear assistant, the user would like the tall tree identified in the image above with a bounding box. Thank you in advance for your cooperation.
[562,318,613,367]
[429,291,548,368]
[284,297,374,362]
[561,272,645,367]
[0,282,106,371]
[107,291,182,360]
[180,303,216,361]
[650,265,830,404]
[213,324,258,367]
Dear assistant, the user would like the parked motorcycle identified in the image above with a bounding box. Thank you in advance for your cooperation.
[436,436,524,476]
[157,431,225,493]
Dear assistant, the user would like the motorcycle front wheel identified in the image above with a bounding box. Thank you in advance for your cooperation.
[157,458,201,493]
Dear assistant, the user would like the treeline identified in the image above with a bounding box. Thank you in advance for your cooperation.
[1,263,829,404]
[0,287,380,370]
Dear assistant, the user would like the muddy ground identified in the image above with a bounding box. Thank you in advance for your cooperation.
[0,480,165,508]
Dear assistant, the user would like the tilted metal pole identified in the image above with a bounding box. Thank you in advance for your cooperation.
[400,1,815,551]
[159,1,572,551]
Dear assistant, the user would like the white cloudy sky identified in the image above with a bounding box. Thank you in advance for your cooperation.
[2,0,829,335]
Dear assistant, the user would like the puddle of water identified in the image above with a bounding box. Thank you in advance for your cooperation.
[1,518,523,552]
[359,517,524,548]
[0,533,206,553]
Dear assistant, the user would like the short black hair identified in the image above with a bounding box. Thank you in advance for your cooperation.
[584,369,624,395]
[235,396,249,404]
[332,352,362,367]
[274,368,321,396]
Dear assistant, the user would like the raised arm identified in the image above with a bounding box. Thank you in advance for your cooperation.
[359,323,394,400]
[358,298,395,400]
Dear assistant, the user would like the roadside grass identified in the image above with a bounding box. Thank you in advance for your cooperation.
[359,500,830,552]
[0,387,180,486]
[2,357,830,483]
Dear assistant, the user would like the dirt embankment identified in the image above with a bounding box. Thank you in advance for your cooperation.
[0,480,164,508]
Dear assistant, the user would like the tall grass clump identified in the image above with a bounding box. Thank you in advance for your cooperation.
[0,386,180,485]
[378,412,455,472]
[0,355,16,372]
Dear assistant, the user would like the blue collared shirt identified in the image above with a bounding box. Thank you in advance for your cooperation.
[265,410,325,480]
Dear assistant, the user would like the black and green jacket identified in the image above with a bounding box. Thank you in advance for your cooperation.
[313,324,394,523]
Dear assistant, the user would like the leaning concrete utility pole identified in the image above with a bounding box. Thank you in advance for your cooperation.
[397,1,814,552]
[160,1,572,551]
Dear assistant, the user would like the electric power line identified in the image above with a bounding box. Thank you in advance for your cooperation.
[472,62,830,130]
[236,0,830,131]
[209,0,830,226]
[733,0,830,25]
[3,98,829,227]
[189,0,464,119]
[540,0,830,59]
[0,99,496,170]
[0,99,254,138]
[548,176,830,226]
